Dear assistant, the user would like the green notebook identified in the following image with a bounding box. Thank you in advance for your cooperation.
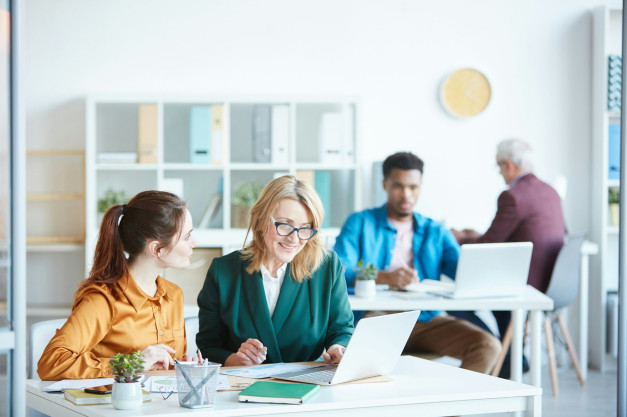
[238,381,320,405]
[63,389,151,406]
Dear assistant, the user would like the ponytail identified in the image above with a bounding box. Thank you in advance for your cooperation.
[77,191,187,299]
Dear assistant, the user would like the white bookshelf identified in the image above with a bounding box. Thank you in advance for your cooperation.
[85,95,361,275]
[590,5,621,372]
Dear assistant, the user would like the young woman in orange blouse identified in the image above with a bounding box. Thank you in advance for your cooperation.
[37,191,198,380]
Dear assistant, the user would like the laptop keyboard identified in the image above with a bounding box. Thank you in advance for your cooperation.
[273,364,338,384]
[285,369,336,384]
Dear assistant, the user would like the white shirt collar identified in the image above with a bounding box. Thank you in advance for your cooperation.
[260,263,287,280]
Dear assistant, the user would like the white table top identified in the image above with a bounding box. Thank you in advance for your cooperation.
[349,285,554,312]
[27,356,541,417]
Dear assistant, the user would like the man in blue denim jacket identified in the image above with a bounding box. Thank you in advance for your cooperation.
[334,152,500,374]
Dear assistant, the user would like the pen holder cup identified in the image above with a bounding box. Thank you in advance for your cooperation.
[175,363,220,408]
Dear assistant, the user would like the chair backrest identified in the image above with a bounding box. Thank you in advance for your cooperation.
[545,233,587,310]
[184,316,199,358]
[29,318,67,379]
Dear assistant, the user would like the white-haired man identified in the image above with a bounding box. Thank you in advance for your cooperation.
[451,139,566,378]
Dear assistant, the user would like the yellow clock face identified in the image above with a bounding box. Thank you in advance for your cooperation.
[440,69,491,117]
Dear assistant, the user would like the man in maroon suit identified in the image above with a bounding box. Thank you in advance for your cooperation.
[451,138,566,378]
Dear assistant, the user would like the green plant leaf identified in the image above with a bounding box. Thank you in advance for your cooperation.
[108,350,146,383]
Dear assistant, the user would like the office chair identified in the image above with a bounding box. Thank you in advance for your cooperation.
[184,316,199,358]
[29,318,67,380]
[490,234,587,395]
[29,318,67,417]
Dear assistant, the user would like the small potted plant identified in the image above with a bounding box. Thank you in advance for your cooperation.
[232,181,263,228]
[109,351,145,410]
[609,188,620,226]
[353,259,378,298]
[97,188,128,223]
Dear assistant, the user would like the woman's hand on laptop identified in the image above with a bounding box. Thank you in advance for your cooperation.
[322,344,346,364]
[225,338,267,366]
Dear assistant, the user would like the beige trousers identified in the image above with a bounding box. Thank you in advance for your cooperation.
[365,312,502,374]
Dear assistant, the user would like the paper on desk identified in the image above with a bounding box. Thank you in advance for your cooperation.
[403,279,455,293]
[144,375,230,392]
[220,363,319,379]
[42,378,115,392]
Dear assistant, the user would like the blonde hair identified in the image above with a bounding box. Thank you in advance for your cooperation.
[242,175,327,282]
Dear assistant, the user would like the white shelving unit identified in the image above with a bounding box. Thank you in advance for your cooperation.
[85,95,361,279]
[590,5,621,372]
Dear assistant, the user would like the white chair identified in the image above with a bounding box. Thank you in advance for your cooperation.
[29,318,66,417]
[29,318,67,379]
[542,233,587,395]
[184,316,199,358]
[491,234,587,395]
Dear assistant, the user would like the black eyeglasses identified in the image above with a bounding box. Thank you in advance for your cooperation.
[271,217,318,240]
[159,385,174,400]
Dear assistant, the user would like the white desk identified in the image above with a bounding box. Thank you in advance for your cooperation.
[27,356,542,417]
[349,285,553,387]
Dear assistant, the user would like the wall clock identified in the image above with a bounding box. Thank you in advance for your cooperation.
[440,68,491,117]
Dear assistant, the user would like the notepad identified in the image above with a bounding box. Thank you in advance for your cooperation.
[238,381,319,404]
[63,389,151,406]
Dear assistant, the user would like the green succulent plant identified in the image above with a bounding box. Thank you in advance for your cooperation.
[609,188,620,205]
[232,181,263,207]
[354,259,378,281]
[109,351,145,383]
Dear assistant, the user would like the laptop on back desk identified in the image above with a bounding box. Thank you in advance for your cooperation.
[422,242,533,299]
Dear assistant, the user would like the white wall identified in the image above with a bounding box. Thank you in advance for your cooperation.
[23,1,615,315]
[24,0,610,233]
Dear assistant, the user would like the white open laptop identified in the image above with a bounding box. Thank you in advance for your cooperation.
[414,242,533,299]
[272,309,420,385]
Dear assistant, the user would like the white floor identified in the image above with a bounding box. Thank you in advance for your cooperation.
[473,365,618,417]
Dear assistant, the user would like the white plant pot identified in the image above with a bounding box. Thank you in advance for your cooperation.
[112,381,143,410]
[354,279,376,298]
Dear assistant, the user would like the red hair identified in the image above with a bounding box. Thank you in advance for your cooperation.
[77,190,186,299]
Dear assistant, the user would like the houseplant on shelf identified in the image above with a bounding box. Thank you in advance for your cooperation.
[353,259,378,298]
[97,188,128,223]
[109,351,145,410]
[609,188,620,226]
[232,181,264,228]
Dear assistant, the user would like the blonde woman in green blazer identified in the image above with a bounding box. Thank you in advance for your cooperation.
[196,175,354,366]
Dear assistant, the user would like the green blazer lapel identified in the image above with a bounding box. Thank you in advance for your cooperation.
[271,264,302,335]
[243,269,282,362]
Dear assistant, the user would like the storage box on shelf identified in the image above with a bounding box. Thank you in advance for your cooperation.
[85,96,361,287]
[591,5,621,372]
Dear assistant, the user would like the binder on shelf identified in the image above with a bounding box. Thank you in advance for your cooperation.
[295,170,315,187]
[198,193,222,229]
[190,106,211,164]
[138,104,158,164]
[608,55,622,112]
[314,171,331,228]
[211,104,224,164]
[271,105,289,165]
[609,123,620,180]
[198,177,223,229]
[253,105,272,163]
[318,112,343,164]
